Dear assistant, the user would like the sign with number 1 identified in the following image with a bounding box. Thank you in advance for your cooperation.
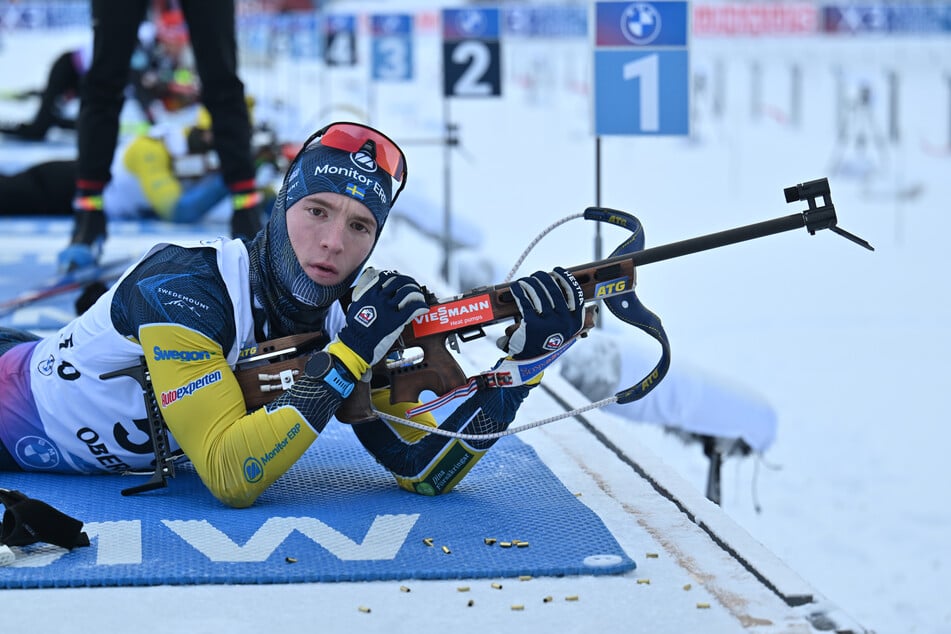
[594,1,690,136]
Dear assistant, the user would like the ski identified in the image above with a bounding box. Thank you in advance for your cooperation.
[0,88,40,101]
[0,257,133,318]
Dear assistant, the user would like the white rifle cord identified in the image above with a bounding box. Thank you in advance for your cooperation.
[503,212,585,283]
[371,395,619,441]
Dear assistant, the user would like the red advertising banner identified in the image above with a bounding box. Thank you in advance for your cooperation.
[693,2,819,36]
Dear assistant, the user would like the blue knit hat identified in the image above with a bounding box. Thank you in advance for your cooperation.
[246,129,404,337]
[283,140,394,236]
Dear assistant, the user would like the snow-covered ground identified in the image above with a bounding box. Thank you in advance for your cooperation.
[304,16,949,633]
[2,7,951,633]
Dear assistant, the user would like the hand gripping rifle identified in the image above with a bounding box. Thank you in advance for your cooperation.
[235,178,871,421]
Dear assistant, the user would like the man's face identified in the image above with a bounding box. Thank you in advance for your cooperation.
[285,192,378,286]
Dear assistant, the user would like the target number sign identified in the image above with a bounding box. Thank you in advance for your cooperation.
[594,2,690,135]
[371,14,414,81]
[324,14,357,67]
[442,8,502,98]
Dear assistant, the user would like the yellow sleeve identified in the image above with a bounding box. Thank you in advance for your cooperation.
[122,136,182,220]
[139,324,318,508]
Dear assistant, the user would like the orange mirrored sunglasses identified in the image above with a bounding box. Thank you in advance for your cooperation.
[288,121,407,203]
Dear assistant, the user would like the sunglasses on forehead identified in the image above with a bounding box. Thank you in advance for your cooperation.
[287,121,408,204]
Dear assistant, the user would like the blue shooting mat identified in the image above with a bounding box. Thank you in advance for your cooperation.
[0,423,635,588]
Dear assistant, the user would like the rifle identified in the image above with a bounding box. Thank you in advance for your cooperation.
[235,178,871,420]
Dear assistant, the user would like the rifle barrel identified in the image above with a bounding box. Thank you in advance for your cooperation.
[630,212,807,266]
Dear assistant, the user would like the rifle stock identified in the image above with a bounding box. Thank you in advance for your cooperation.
[230,254,624,413]
[381,256,633,404]
[233,331,326,411]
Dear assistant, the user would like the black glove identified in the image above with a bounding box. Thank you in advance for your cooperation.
[499,267,585,360]
[329,267,429,378]
[0,489,90,550]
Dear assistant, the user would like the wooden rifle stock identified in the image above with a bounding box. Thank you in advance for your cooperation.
[380,255,633,404]
[229,255,632,414]
[233,331,326,411]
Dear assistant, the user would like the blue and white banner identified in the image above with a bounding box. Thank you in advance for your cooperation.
[502,5,588,38]
[822,4,951,34]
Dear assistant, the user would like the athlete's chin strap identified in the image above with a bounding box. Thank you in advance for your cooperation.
[0,488,90,550]
[583,207,671,404]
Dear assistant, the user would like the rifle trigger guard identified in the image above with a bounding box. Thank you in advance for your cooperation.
[447,332,461,353]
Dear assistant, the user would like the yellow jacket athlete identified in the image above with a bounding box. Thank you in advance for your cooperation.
[0,122,586,508]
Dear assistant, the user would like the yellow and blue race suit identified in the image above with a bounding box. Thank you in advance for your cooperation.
[0,239,535,507]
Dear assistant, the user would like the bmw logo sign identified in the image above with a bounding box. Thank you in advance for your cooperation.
[621,3,662,45]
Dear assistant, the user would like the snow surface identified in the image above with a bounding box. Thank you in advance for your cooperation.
[2,9,951,633]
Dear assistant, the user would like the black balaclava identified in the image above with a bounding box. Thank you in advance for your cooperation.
[246,133,397,338]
